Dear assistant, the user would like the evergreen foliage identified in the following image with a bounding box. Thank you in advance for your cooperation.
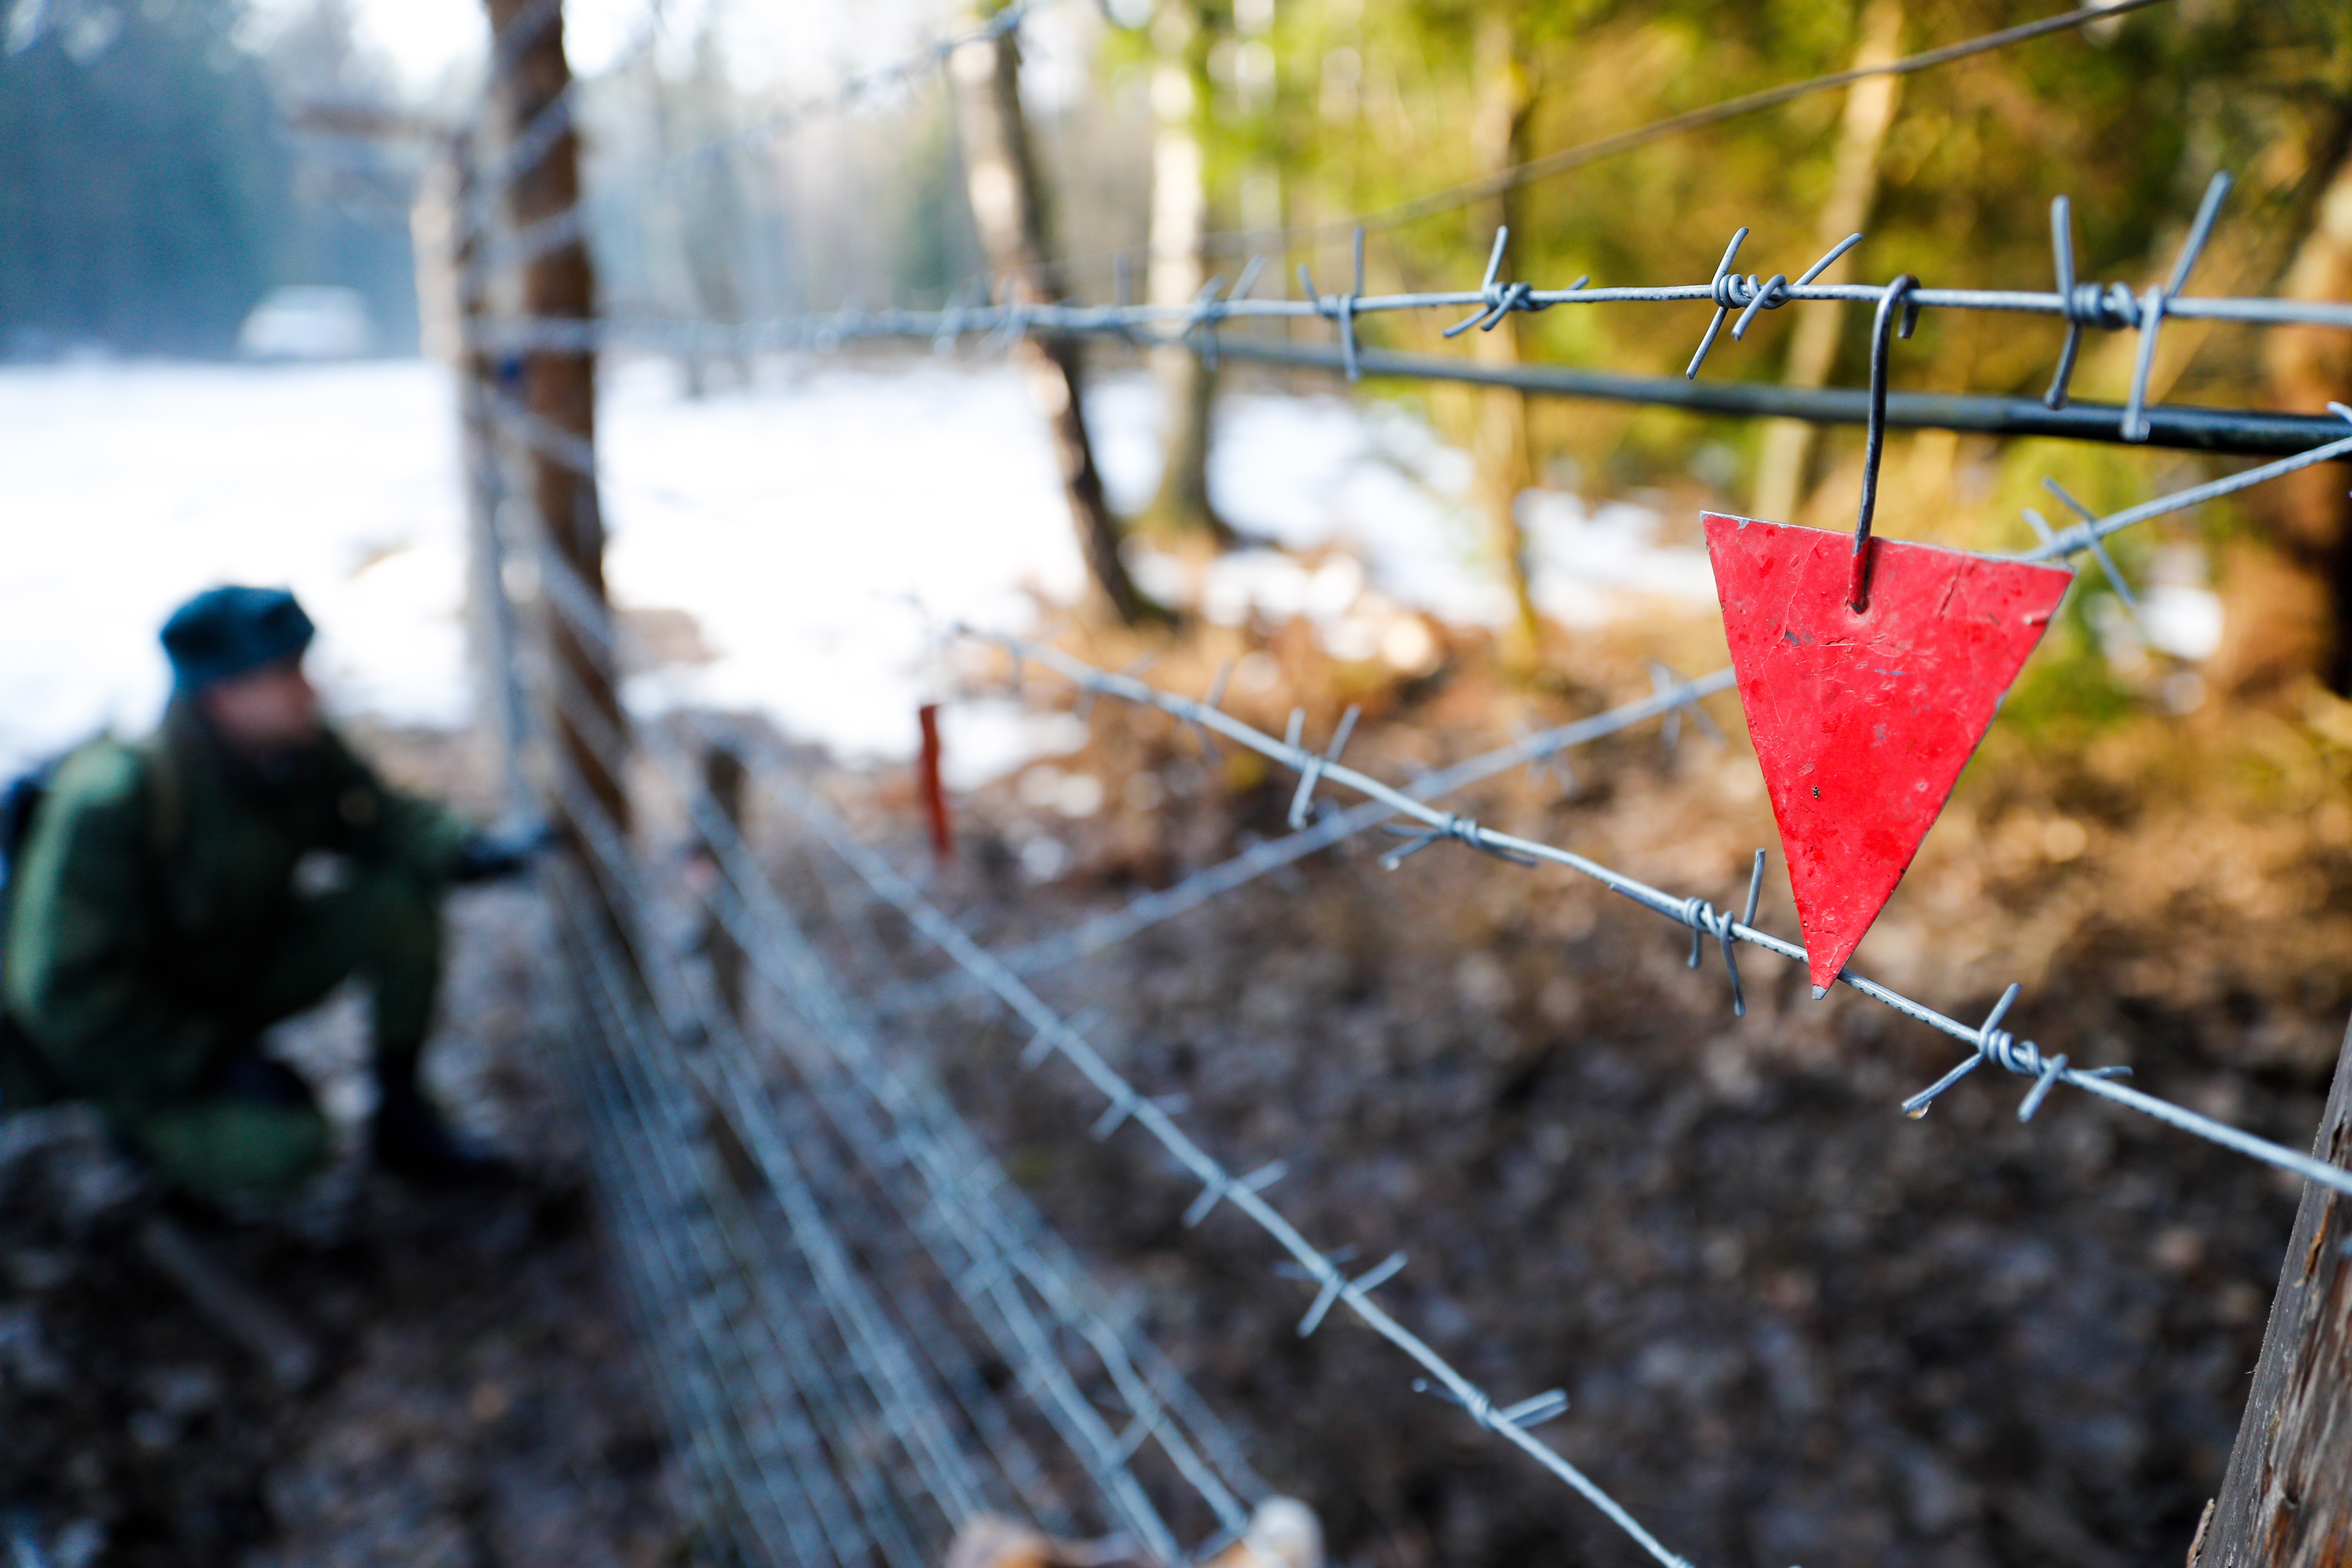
[0,0,293,356]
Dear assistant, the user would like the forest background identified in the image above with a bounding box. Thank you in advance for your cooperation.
[8,0,2352,693]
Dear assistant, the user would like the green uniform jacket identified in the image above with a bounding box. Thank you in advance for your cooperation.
[0,705,471,1120]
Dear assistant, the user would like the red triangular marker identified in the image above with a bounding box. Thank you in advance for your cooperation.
[1703,514,2071,992]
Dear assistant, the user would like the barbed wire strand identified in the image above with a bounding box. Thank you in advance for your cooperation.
[544,885,889,1567]
[465,0,1065,267]
[751,765,1698,1568]
[869,668,1738,1015]
[547,720,1228,1564]
[967,630,2352,1201]
[504,505,1270,1555]
[538,635,1271,1541]
[480,0,2171,296]
[510,575,1195,1554]
[474,161,2352,458]
[502,497,1699,1568]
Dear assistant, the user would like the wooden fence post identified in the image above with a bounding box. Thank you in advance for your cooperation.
[700,739,748,1023]
[2196,1018,2352,1566]
[482,0,628,848]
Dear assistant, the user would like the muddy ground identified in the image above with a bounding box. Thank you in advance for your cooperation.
[4,613,2349,1568]
[787,618,2352,1568]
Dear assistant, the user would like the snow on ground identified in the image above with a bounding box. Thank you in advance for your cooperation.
[0,355,1714,783]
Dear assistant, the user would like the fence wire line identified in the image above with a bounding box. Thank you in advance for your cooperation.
[545,858,923,1566]
[552,766,1009,1562]
[554,884,946,1567]
[553,709,1188,1557]
[545,713,1254,1565]
[475,0,2171,316]
[472,162,2352,456]
[756,764,1699,1568]
[870,667,1739,1015]
[496,498,1273,1559]
[489,323,2352,1204]
[498,490,1687,1561]
[513,492,1690,1566]
[539,615,1272,1532]
[970,630,2352,1202]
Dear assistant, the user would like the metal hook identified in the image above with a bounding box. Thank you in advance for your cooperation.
[2043,195,2082,409]
[1849,274,1920,614]
[2122,171,2231,442]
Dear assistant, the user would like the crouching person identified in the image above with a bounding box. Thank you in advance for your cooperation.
[0,586,542,1204]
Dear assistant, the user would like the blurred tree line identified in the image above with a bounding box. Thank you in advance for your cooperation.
[1085,0,2352,690]
[0,0,423,357]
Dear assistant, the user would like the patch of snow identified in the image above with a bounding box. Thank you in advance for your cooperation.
[0,355,1715,786]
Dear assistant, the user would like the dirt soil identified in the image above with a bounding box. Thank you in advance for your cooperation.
[8,602,2349,1568]
[781,612,2352,1568]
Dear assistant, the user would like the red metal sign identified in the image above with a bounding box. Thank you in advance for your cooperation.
[1703,513,2072,993]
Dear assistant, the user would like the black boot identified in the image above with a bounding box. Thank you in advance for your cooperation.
[370,1078,512,1190]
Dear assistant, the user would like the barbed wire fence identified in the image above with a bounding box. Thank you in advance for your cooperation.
[453,2,2352,1564]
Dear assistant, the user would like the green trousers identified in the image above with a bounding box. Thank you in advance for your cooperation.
[122,866,443,1202]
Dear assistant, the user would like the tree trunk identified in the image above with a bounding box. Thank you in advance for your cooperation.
[2196,1014,2352,1567]
[951,14,1159,625]
[2236,141,2352,698]
[484,0,628,838]
[1749,0,1904,526]
[1469,13,1541,673]
[1140,0,1230,544]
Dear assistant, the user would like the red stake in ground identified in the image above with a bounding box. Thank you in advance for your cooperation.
[1703,514,2072,994]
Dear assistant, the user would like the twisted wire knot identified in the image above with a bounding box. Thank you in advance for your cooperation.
[1444,278,1546,338]
[1679,897,1747,1017]
[2063,280,2140,330]
[1380,813,1513,869]
[1485,279,1539,316]
[1710,271,1770,309]
[1902,982,2130,1122]
[1412,1378,1570,1433]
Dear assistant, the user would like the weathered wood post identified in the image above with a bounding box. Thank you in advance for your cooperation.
[483,0,628,848]
[2196,1021,2352,1566]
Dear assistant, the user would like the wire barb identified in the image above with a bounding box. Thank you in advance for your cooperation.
[1297,1252,1406,1338]
[1413,1378,1571,1433]
[2122,171,2232,441]
[1287,705,1361,830]
[962,629,2352,1205]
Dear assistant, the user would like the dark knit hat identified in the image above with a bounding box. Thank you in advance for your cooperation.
[161,586,315,691]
